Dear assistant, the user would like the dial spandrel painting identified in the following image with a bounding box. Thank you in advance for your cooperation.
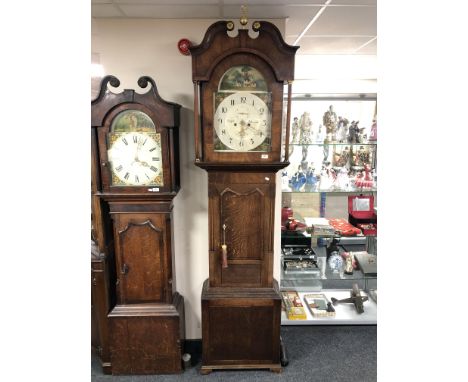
[107,110,164,187]
[213,65,272,152]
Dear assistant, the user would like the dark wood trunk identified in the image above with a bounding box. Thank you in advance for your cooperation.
[108,293,185,374]
[200,280,282,373]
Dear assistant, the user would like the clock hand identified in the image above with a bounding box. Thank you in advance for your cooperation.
[139,161,150,167]
[238,120,247,138]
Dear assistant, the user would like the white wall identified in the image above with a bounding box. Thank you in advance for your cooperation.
[92,18,285,339]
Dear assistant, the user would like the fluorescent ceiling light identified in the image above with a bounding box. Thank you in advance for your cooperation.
[293,0,332,46]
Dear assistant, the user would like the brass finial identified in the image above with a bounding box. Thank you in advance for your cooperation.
[240,5,248,26]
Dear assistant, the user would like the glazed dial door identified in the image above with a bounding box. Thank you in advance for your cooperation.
[213,65,272,153]
[106,110,164,187]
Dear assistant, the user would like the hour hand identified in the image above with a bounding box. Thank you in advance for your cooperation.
[139,161,150,167]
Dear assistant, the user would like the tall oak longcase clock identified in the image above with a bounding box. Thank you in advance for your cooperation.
[91,76,185,375]
[190,20,298,373]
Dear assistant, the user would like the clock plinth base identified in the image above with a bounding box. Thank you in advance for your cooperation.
[201,279,282,372]
[108,293,185,375]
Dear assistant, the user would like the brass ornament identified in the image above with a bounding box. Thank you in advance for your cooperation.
[226,21,234,31]
[240,5,248,26]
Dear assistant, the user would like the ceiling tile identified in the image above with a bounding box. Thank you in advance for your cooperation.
[113,0,219,4]
[330,0,376,5]
[117,5,220,18]
[223,4,289,19]
[91,4,123,18]
[304,5,376,36]
[297,36,374,54]
[223,0,328,4]
[355,37,377,54]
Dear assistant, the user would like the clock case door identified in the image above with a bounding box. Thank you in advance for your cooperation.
[92,76,181,195]
[110,207,174,305]
[208,172,275,288]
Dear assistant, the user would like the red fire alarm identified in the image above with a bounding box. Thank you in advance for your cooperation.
[177,38,192,56]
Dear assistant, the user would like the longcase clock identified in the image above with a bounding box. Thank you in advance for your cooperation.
[190,20,298,373]
[91,76,184,375]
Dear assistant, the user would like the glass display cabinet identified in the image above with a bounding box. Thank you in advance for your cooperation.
[280,93,377,325]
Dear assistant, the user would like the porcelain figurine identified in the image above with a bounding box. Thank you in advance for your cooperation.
[323,105,338,142]
[344,255,354,275]
[291,116,300,144]
[316,124,326,143]
[337,116,349,143]
[304,166,318,192]
[348,120,361,143]
[369,119,377,141]
[281,170,291,192]
[355,164,374,189]
[298,112,313,144]
[319,163,335,191]
[290,166,306,191]
[335,167,351,191]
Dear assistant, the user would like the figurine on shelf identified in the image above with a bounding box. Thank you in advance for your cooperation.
[333,145,351,168]
[355,145,371,167]
[298,112,313,144]
[341,252,358,269]
[323,105,338,142]
[304,166,318,192]
[334,167,351,191]
[354,164,374,189]
[291,116,300,144]
[281,170,292,192]
[290,165,306,191]
[344,256,354,275]
[316,124,326,143]
[301,145,309,171]
[372,168,377,188]
[369,118,377,142]
[337,116,349,143]
[319,162,336,191]
[348,120,362,143]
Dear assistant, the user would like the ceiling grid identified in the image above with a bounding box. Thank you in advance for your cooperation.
[91,0,377,55]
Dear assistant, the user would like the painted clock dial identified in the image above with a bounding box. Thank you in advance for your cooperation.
[107,110,164,187]
[213,65,272,152]
[214,92,270,151]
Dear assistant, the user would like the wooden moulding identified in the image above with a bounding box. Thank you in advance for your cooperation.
[195,161,290,172]
[189,21,298,82]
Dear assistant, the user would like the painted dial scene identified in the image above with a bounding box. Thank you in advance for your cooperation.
[108,132,163,186]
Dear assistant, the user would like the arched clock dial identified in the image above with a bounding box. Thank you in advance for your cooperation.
[108,132,163,186]
[214,92,271,152]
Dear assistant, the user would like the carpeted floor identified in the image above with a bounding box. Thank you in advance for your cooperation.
[92,325,377,382]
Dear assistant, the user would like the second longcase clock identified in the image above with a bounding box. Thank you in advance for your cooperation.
[91,76,184,374]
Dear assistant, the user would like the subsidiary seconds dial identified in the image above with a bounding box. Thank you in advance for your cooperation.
[214,92,270,151]
[108,132,163,186]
